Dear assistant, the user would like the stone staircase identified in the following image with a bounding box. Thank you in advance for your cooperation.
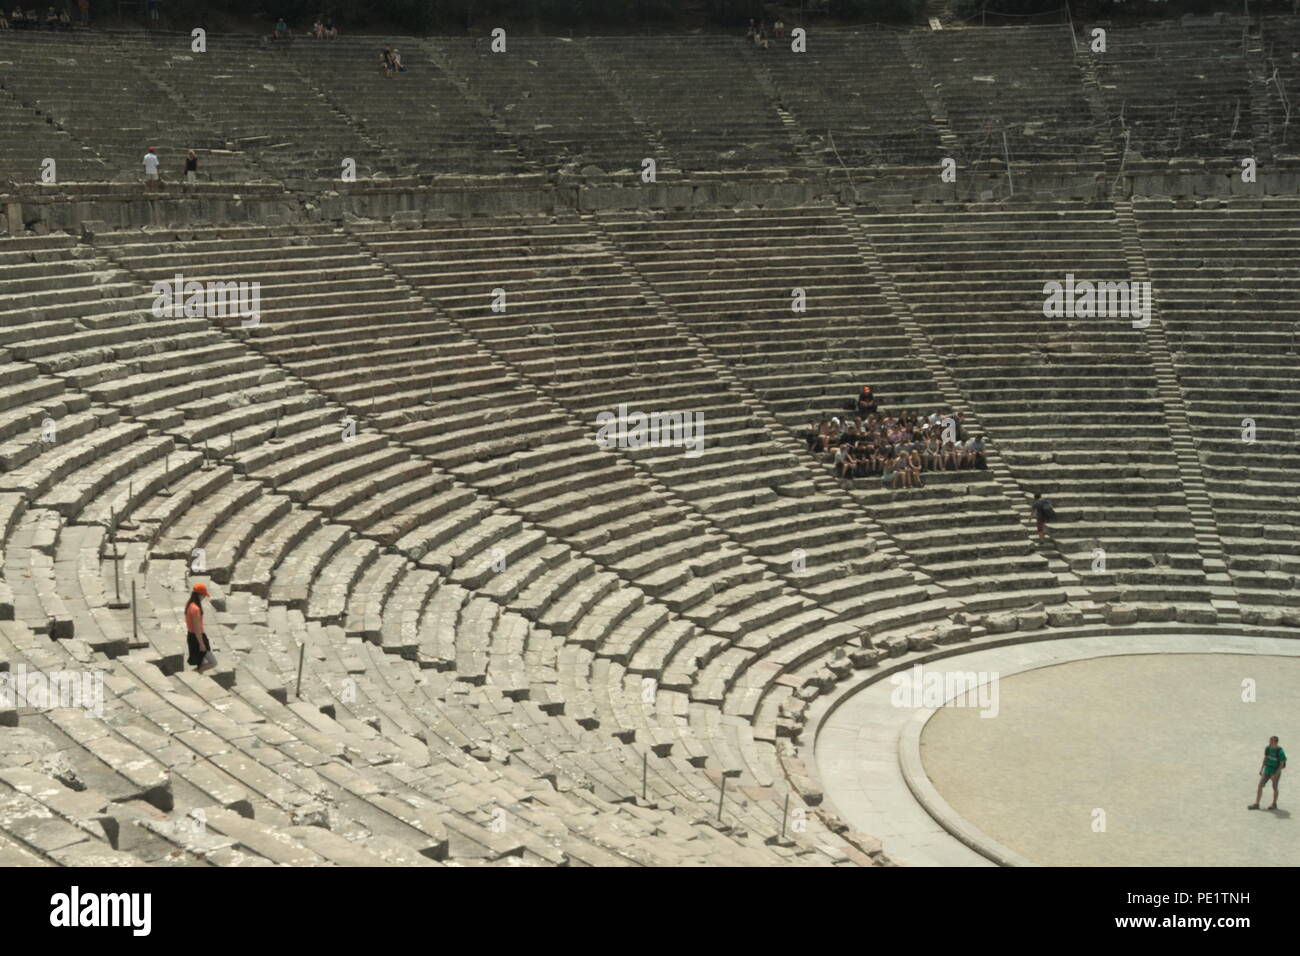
[897,32,960,157]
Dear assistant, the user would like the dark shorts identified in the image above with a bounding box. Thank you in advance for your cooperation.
[186,631,208,667]
[1261,771,1280,787]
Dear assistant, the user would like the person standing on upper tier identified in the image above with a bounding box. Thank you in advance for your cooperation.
[143,146,160,193]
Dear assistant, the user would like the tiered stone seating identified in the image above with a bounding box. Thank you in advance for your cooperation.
[1093,21,1255,160]
[600,207,1057,611]
[0,233,196,652]
[5,20,1293,868]
[1260,18,1300,156]
[114,34,384,180]
[916,25,1104,164]
[0,82,109,185]
[431,36,648,173]
[1134,197,1300,620]
[356,218,829,641]
[3,23,1296,186]
[0,32,259,182]
[750,29,942,167]
[295,38,530,176]
[359,214,965,807]
[583,36,798,172]
[863,203,1206,606]
[4,540,847,865]
[602,207,938,425]
[365,217,908,655]
[86,221,858,851]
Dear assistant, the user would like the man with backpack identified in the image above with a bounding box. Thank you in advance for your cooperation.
[1031,492,1056,540]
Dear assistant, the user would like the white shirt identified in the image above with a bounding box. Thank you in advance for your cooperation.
[143,153,159,174]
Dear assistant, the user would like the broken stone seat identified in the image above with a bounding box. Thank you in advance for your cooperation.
[341,552,409,642]
[0,767,146,866]
[109,657,458,861]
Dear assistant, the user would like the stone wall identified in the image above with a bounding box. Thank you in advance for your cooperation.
[4,159,1300,234]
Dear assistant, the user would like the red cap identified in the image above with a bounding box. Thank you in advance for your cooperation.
[192,582,208,596]
[147,146,157,152]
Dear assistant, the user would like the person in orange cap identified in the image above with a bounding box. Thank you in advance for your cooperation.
[185,583,213,671]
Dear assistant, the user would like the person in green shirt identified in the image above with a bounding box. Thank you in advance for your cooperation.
[1248,736,1286,810]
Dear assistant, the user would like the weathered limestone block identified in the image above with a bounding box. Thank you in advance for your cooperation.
[1106,604,1139,626]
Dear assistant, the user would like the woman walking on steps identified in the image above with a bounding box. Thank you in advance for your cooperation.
[185,583,214,672]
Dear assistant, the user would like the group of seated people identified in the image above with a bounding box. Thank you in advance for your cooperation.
[744,17,786,49]
[379,46,405,75]
[311,14,337,38]
[3,5,72,29]
[269,13,337,43]
[803,385,988,489]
